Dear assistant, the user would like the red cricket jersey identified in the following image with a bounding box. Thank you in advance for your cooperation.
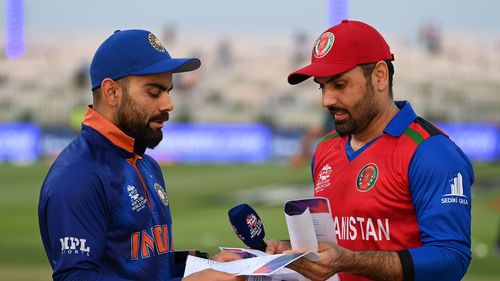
[313,122,432,281]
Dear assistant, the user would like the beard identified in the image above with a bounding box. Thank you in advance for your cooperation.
[116,89,168,153]
[329,82,379,136]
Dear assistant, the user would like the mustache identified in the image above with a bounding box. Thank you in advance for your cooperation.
[327,106,349,115]
[149,112,169,123]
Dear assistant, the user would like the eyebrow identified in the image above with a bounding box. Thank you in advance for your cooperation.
[313,73,345,85]
[145,83,173,92]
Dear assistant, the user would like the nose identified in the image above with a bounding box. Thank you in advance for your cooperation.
[321,88,339,109]
[158,92,174,112]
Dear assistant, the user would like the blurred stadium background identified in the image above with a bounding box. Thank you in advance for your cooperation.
[1,0,499,280]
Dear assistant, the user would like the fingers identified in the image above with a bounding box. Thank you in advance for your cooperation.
[184,269,246,281]
[212,251,243,262]
[265,239,291,254]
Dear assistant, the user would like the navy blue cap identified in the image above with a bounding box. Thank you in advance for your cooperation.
[90,29,201,91]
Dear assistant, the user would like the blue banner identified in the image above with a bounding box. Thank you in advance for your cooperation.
[0,123,41,162]
[437,123,500,162]
[147,124,272,163]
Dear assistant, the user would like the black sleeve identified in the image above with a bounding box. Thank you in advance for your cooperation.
[397,250,415,281]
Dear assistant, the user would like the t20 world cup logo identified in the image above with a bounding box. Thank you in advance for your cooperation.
[246,213,263,239]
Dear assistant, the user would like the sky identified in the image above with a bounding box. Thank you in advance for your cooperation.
[2,0,500,37]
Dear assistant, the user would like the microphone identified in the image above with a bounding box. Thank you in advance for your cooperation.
[228,203,267,251]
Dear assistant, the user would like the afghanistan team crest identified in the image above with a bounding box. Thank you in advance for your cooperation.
[356,163,379,192]
[314,32,335,58]
[154,183,169,206]
[148,33,166,52]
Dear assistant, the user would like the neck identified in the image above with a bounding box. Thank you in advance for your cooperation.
[351,101,399,146]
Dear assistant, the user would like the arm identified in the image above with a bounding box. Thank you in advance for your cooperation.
[39,167,128,281]
[406,135,473,281]
[287,243,403,281]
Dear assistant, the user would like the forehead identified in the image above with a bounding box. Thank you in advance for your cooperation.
[128,72,173,87]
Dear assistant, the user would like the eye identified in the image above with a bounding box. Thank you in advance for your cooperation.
[334,82,346,89]
[148,88,162,98]
[148,92,160,98]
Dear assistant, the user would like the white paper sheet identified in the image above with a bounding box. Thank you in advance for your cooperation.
[183,252,314,278]
[284,197,340,281]
[285,207,318,253]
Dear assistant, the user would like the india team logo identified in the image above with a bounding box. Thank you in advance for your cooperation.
[154,183,169,206]
[314,32,335,58]
[356,163,379,192]
[148,33,166,52]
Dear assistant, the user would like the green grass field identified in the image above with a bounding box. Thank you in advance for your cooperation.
[0,162,499,280]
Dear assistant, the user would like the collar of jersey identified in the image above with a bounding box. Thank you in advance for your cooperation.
[383,100,417,137]
[82,106,135,153]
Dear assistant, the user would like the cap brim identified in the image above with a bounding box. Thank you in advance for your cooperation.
[287,62,356,85]
[134,57,201,76]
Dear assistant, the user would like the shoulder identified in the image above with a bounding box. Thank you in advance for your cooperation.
[401,117,445,146]
[408,118,474,192]
[42,149,106,200]
[317,130,343,146]
[409,117,471,169]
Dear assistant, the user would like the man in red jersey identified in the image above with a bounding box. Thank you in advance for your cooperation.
[266,20,473,281]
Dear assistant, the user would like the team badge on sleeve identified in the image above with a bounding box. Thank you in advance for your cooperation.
[154,183,169,206]
[356,163,378,192]
[441,173,469,205]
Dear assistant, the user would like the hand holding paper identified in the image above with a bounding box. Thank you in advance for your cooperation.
[284,197,340,281]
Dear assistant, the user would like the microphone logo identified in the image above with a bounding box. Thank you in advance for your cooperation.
[246,213,263,239]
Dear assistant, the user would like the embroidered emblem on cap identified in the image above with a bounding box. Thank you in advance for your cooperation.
[356,163,378,192]
[314,32,335,58]
[154,183,169,206]
[148,33,166,53]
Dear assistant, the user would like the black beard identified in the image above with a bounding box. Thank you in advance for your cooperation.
[330,83,379,136]
[116,89,166,154]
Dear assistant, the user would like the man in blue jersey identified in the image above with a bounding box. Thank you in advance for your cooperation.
[267,20,474,281]
[38,29,243,281]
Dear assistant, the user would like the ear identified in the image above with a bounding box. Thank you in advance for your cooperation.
[100,78,121,107]
[372,61,389,93]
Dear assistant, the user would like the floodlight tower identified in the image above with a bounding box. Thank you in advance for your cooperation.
[6,0,25,59]
[328,0,349,26]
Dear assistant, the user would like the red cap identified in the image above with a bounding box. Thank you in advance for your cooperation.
[288,20,394,85]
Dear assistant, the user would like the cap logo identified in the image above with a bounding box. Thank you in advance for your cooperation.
[148,33,166,53]
[314,32,335,58]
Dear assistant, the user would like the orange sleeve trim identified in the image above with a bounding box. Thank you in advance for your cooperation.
[82,107,135,153]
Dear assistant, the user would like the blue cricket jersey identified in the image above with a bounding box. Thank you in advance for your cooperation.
[38,107,180,280]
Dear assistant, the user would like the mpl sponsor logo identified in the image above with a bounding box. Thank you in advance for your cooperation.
[60,237,90,256]
[441,173,469,205]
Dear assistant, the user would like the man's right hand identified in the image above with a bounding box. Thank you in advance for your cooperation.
[183,269,246,281]
[265,239,292,254]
